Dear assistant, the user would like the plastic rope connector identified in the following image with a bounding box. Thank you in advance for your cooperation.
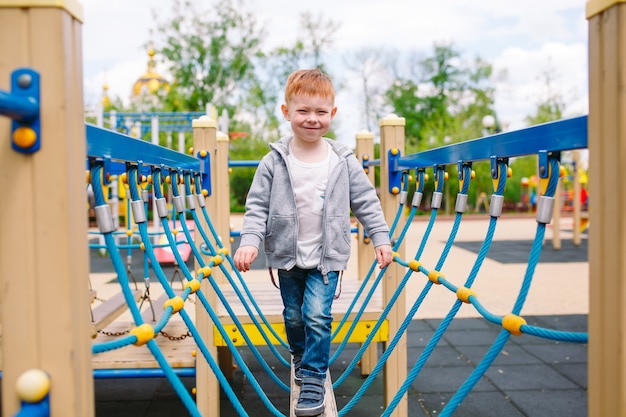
[536,196,554,224]
[184,279,201,293]
[218,248,229,256]
[502,314,527,336]
[141,189,149,203]
[130,323,155,346]
[198,267,212,278]
[155,197,168,218]
[456,287,476,303]
[428,270,443,284]
[95,205,115,234]
[408,260,422,272]
[164,296,185,313]
[212,255,223,266]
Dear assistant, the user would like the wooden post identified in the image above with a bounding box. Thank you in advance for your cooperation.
[0,2,94,416]
[586,1,626,416]
[192,116,220,417]
[354,130,378,375]
[214,131,232,265]
[379,114,407,417]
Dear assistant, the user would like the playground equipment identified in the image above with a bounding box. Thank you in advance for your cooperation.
[0,1,623,417]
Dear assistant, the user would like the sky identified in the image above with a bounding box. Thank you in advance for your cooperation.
[81,0,589,145]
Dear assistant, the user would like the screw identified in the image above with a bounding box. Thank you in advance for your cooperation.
[17,73,32,89]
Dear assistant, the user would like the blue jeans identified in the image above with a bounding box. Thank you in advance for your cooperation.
[278,267,339,379]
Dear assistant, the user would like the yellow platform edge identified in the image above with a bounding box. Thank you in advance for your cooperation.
[214,320,389,347]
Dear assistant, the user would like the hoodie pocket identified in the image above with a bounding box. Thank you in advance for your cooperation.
[325,215,350,257]
[265,215,296,257]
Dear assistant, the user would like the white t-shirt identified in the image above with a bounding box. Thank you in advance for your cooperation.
[287,142,338,268]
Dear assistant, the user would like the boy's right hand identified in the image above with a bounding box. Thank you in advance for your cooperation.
[233,246,259,272]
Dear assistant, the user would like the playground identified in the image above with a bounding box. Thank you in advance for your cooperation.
[0,2,624,417]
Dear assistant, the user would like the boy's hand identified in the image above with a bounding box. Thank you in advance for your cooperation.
[375,244,393,269]
[233,245,259,272]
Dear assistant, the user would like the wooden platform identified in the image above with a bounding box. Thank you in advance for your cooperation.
[92,321,197,369]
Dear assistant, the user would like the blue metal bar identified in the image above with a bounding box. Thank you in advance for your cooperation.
[86,124,200,172]
[0,68,40,124]
[396,115,587,170]
[229,160,260,168]
[93,368,196,379]
[0,90,38,122]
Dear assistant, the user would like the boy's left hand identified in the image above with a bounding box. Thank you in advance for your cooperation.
[375,244,393,269]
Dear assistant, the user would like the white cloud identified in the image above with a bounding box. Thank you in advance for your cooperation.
[81,0,589,144]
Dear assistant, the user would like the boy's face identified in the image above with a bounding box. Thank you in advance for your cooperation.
[281,94,337,144]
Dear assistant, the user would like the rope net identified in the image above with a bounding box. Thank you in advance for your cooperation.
[88,152,587,417]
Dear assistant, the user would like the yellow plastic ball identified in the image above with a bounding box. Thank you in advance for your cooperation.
[16,369,50,403]
[202,189,209,197]
[424,174,429,181]
[126,230,133,237]
[391,148,399,156]
[199,150,208,158]
[140,243,146,251]
[188,147,194,155]
[120,173,128,184]
[559,166,567,178]
[12,127,37,149]
[444,172,449,180]
[507,167,513,178]
[471,170,476,179]
[391,186,400,195]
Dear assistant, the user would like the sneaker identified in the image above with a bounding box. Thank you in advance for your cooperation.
[294,375,325,416]
[292,354,303,386]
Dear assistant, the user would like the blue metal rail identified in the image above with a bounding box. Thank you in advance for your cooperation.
[86,123,201,173]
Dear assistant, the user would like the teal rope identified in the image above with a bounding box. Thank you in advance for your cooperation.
[189,173,291,352]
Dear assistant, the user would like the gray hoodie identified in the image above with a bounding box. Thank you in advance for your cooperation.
[239,136,390,275]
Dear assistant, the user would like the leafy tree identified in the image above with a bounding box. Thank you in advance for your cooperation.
[383,43,498,212]
[152,0,264,116]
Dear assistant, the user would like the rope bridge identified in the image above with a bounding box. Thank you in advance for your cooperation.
[80,114,589,417]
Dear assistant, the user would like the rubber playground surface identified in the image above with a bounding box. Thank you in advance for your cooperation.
[91,214,589,416]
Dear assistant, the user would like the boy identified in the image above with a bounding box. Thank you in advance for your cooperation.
[233,69,392,416]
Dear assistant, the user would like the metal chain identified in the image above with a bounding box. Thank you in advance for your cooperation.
[159,330,192,341]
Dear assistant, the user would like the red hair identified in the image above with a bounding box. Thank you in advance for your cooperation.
[284,69,335,104]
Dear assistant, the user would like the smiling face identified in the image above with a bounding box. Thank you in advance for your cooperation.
[281,94,337,144]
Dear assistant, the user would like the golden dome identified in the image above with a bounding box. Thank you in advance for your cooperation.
[101,82,111,107]
[131,48,169,97]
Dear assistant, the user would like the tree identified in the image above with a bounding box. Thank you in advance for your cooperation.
[383,43,498,212]
[152,0,264,115]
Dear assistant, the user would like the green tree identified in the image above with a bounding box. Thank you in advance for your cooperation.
[153,0,264,115]
[384,43,498,212]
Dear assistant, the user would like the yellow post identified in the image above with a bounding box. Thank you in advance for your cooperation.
[379,114,407,417]
[355,129,377,375]
[0,2,93,416]
[192,116,220,417]
[572,150,582,245]
[586,1,626,416]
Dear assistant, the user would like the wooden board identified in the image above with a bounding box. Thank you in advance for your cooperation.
[290,358,338,417]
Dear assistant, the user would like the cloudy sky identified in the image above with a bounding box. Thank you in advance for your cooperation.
[82,0,588,143]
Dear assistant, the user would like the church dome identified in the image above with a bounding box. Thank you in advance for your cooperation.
[131,48,169,97]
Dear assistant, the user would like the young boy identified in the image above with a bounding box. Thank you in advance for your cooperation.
[233,69,392,416]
